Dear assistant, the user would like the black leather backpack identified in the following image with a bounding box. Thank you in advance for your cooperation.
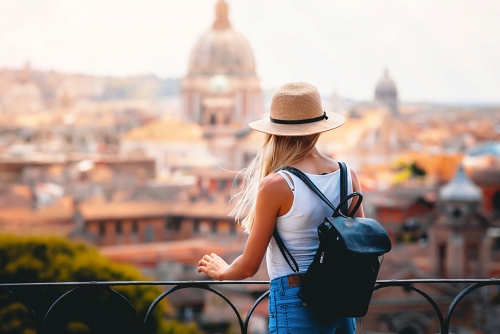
[273,162,392,319]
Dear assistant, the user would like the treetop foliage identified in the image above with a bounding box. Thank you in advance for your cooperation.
[0,235,200,334]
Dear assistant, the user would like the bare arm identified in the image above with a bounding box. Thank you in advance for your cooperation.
[197,174,287,280]
[348,168,365,218]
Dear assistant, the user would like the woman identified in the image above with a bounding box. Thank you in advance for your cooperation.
[198,82,363,333]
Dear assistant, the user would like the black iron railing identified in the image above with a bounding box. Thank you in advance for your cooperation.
[1,279,499,334]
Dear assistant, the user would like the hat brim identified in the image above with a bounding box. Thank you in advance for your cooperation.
[248,111,345,136]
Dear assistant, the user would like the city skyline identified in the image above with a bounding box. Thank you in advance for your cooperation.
[1,0,499,104]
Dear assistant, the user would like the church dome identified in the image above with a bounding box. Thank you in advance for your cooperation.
[439,165,482,202]
[188,1,256,76]
[375,69,397,99]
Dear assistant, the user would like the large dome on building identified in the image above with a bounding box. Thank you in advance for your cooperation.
[375,69,397,99]
[188,1,256,76]
[375,68,399,116]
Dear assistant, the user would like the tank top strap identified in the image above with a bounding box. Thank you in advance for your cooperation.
[276,170,295,192]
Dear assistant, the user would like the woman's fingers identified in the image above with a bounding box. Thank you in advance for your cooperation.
[198,253,226,280]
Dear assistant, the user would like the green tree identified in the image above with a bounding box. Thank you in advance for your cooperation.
[393,160,427,184]
[0,235,200,334]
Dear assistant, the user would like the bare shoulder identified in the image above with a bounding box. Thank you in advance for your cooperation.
[349,167,359,179]
[258,172,288,193]
[349,167,362,192]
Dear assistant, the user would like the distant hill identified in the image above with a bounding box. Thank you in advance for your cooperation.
[0,67,180,101]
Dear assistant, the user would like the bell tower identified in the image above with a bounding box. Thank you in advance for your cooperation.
[428,165,490,278]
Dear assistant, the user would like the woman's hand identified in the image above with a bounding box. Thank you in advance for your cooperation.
[197,253,229,281]
[196,174,285,281]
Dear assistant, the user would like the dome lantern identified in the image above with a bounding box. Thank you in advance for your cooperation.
[213,0,230,30]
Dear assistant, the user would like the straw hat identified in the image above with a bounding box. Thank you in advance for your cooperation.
[249,82,345,136]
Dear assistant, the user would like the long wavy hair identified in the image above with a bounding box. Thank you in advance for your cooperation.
[230,133,320,233]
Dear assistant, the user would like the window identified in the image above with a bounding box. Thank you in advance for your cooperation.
[439,243,447,278]
[99,222,105,236]
[165,216,182,232]
[145,225,154,243]
[193,219,200,233]
[493,238,500,252]
[452,208,462,219]
[131,221,138,244]
[493,191,500,213]
[211,220,218,234]
[466,243,478,261]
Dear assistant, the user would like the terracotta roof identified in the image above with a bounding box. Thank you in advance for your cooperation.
[0,200,73,222]
[79,196,235,221]
[122,116,204,142]
[0,185,33,208]
[80,200,173,220]
[101,237,244,267]
[0,221,73,235]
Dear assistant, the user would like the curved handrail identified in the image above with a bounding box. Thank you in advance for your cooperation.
[243,290,270,333]
[41,287,78,327]
[375,282,446,332]
[108,287,142,333]
[41,286,142,334]
[142,283,245,333]
[443,280,500,333]
[0,279,499,334]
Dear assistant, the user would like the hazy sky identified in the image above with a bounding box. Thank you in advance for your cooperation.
[1,0,499,103]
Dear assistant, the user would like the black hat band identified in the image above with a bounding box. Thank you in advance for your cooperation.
[270,111,328,125]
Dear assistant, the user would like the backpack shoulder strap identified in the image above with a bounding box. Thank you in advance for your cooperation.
[271,165,342,275]
[337,162,363,217]
[272,229,300,275]
[338,161,349,216]
[279,166,338,213]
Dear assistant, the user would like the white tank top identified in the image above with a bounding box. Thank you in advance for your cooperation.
[266,165,353,280]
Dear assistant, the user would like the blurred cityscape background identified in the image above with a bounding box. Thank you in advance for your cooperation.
[1,1,500,333]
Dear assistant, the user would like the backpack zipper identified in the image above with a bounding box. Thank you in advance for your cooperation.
[320,252,325,263]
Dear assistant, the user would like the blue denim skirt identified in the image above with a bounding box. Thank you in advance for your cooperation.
[268,275,356,334]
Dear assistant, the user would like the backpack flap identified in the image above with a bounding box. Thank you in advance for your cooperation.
[321,217,392,255]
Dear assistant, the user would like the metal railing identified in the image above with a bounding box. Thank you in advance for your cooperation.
[1,279,499,334]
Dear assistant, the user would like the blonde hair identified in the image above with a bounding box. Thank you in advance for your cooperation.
[230,133,320,233]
